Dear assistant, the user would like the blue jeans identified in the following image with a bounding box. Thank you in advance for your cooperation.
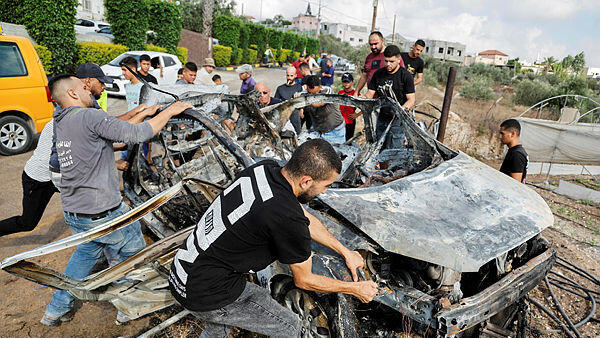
[44,202,146,318]
[376,115,406,149]
[310,123,346,144]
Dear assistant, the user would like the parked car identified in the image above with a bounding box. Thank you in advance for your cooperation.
[100,51,182,97]
[74,18,109,34]
[95,26,114,39]
[0,32,54,155]
[1,86,555,336]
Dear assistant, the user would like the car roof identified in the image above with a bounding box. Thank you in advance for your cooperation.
[127,51,176,57]
[0,34,31,44]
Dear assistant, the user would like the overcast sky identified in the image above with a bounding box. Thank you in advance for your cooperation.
[237,0,600,66]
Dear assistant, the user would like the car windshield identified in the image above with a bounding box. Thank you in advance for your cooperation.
[109,53,140,66]
[98,24,110,29]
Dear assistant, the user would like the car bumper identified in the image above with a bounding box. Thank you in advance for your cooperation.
[105,79,126,97]
[435,247,555,335]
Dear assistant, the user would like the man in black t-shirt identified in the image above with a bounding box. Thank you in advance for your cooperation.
[138,54,158,84]
[366,45,416,148]
[169,139,378,337]
[400,39,425,85]
[499,119,529,183]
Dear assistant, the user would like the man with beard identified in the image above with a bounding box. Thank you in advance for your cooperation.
[274,67,303,134]
[41,74,192,326]
[355,31,405,96]
[169,139,378,337]
[400,40,425,85]
[255,82,282,107]
[365,45,415,148]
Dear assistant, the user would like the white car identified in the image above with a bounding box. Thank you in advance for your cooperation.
[101,51,183,97]
[75,18,110,34]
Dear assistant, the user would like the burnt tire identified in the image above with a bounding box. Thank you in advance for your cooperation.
[275,281,333,338]
[0,115,33,155]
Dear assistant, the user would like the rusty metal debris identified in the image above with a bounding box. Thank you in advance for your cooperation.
[1,89,556,337]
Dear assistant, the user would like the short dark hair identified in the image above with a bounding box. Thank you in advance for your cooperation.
[48,74,76,103]
[120,56,138,69]
[299,62,310,71]
[184,62,197,72]
[383,45,401,57]
[177,68,184,75]
[370,31,384,40]
[284,139,342,181]
[212,74,221,81]
[140,54,151,62]
[305,75,321,89]
[500,119,521,136]
[415,39,426,47]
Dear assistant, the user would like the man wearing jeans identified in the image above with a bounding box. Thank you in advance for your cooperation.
[41,74,192,326]
[169,139,378,337]
[303,76,346,144]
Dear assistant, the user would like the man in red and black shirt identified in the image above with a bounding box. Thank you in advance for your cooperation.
[293,54,308,79]
[355,31,405,96]
[338,73,360,141]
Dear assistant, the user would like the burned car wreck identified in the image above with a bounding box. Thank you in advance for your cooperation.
[0,85,555,337]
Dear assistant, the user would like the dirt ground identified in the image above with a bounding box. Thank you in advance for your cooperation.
[1,82,600,337]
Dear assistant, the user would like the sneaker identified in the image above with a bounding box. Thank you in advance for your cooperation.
[115,311,131,326]
[40,312,72,326]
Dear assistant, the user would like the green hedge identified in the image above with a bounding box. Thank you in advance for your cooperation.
[213,45,232,67]
[213,15,241,48]
[34,45,52,74]
[292,51,300,61]
[231,46,243,65]
[146,0,181,54]
[282,32,296,50]
[306,38,319,55]
[277,48,292,62]
[267,28,282,50]
[244,48,258,64]
[76,42,128,66]
[145,44,167,52]
[294,36,307,53]
[239,24,250,49]
[105,0,148,51]
[22,0,78,73]
[176,47,188,64]
[248,23,267,55]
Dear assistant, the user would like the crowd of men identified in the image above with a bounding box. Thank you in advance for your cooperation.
[0,29,528,336]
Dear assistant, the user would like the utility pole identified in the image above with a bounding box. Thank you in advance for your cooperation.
[241,3,244,17]
[316,0,322,38]
[371,0,378,32]
[259,0,263,21]
[391,14,396,43]
[203,0,214,52]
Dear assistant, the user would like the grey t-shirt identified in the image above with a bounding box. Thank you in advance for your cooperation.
[274,82,303,101]
[304,87,344,133]
[54,106,154,214]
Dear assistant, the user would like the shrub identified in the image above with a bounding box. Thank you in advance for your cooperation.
[244,48,258,64]
[282,32,296,50]
[105,0,148,51]
[267,28,283,50]
[462,63,511,84]
[239,24,250,49]
[0,0,26,24]
[76,42,128,66]
[146,0,182,54]
[292,51,300,61]
[459,76,495,100]
[513,79,554,107]
[423,56,453,85]
[231,46,243,65]
[248,23,267,55]
[176,47,188,64]
[294,36,307,53]
[306,38,319,55]
[21,0,78,73]
[423,69,438,87]
[145,44,167,53]
[277,48,292,62]
[34,45,52,74]
[556,76,589,96]
[213,45,232,67]
[213,15,241,48]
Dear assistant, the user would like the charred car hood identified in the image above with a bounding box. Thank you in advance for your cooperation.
[319,152,553,272]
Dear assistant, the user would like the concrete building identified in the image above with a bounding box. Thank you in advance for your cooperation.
[585,67,600,79]
[475,50,508,66]
[292,4,319,34]
[386,33,412,51]
[321,22,369,47]
[420,39,466,63]
[76,0,105,21]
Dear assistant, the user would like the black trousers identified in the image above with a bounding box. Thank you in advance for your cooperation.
[345,122,356,141]
[0,171,58,237]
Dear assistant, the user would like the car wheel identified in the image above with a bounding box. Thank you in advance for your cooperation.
[282,287,332,337]
[0,115,33,155]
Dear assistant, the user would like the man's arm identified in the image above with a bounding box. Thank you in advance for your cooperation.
[116,104,147,121]
[128,105,161,124]
[414,73,423,85]
[146,102,193,134]
[509,172,523,182]
[355,71,368,96]
[365,89,376,99]
[402,93,416,110]
[290,258,378,303]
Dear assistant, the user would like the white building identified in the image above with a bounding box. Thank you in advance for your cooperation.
[475,50,508,66]
[76,0,105,21]
[321,22,369,47]
[292,4,319,34]
[585,67,600,78]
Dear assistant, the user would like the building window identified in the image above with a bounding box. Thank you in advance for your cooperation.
[82,0,91,10]
[350,37,354,41]
[324,24,328,30]
[339,30,342,34]
[457,50,462,56]
[448,47,454,55]
[359,39,363,42]
[438,47,444,54]
[426,47,429,53]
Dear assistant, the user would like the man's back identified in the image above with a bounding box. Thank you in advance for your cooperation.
[169,160,310,312]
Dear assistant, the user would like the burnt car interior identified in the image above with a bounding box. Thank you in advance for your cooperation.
[0,88,556,337]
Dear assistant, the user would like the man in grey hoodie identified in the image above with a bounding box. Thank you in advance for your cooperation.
[41,74,192,326]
